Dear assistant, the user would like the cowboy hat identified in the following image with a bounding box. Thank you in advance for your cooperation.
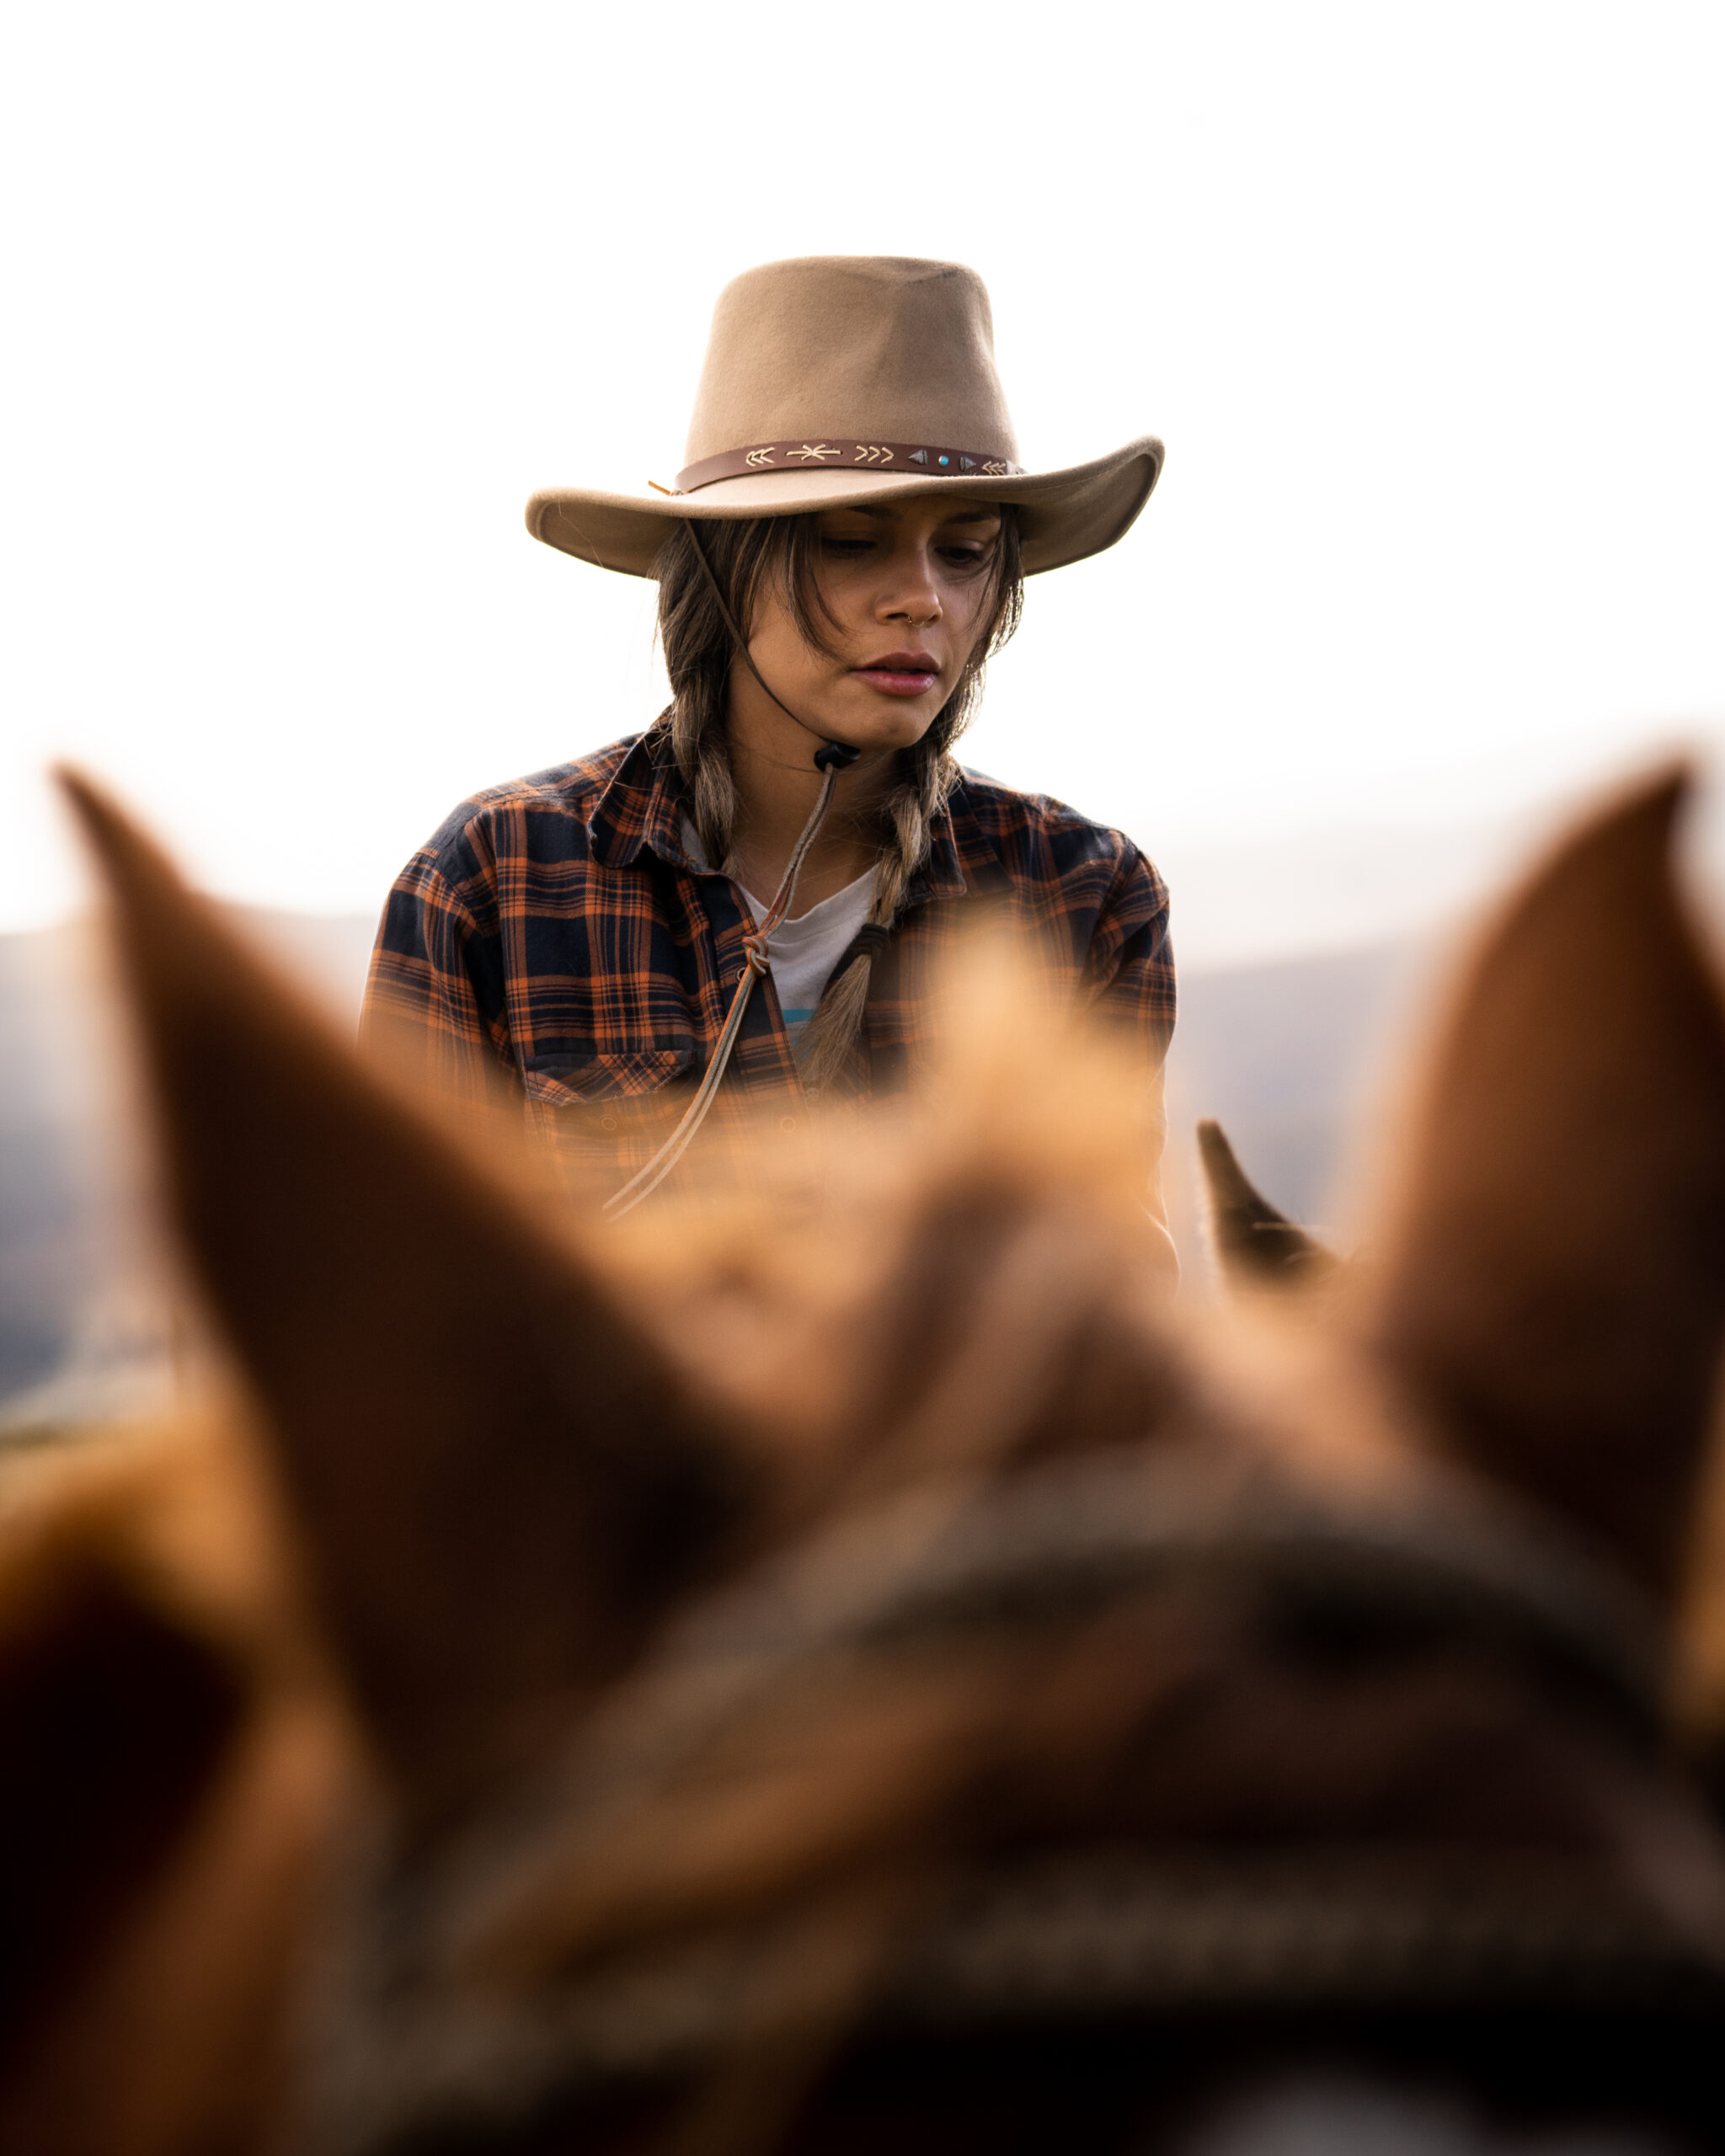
[526,256,1163,579]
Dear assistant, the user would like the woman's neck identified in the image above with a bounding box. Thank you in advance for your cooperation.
[722,681,897,914]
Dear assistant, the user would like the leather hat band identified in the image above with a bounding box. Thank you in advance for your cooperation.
[671,439,1024,494]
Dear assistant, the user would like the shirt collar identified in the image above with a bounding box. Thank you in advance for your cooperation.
[917,771,1002,900]
[586,723,1001,899]
[586,722,702,873]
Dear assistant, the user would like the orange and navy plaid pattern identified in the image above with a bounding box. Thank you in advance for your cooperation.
[361,723,1174,1191]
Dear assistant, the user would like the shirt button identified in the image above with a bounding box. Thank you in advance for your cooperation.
[779,1115,796,1132]
[600,1115,617,1132]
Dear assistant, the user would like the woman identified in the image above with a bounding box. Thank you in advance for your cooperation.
[362,256,1174,1241]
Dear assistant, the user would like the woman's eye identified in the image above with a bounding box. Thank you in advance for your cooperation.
[939,546,990,569]
[820,536,877,557]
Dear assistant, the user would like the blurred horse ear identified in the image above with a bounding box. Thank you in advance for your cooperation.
[1198,1119,1337,1293]
[57,771,756,1832]
[1365,771,1725,1603]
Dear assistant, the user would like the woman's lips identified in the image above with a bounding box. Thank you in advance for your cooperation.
[852,653,940,697]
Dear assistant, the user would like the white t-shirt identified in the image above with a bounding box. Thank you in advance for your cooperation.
[736,867,876,1042]
[681,818,876,1042]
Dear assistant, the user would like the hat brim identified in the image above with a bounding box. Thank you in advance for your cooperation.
[525,437,1163,579]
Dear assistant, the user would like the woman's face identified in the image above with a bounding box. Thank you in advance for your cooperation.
[739,497,1005,754]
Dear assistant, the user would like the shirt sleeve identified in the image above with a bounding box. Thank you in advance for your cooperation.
[359,846,512,1108]
[1081,839,1179,1289]
[1081,840,1176,1059]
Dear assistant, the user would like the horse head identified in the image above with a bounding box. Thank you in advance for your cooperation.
[6,768,1725,2153]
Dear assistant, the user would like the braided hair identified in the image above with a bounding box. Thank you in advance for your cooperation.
[655,510,1024,1090]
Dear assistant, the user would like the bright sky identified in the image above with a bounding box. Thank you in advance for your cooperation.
[6,3,1723,961]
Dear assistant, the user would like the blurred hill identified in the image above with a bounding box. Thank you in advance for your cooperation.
[0,908,1426,1432]
[0,928,105,1412]
[0,909,377,1434]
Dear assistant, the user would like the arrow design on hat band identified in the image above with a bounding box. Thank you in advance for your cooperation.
[671,439,1026,494]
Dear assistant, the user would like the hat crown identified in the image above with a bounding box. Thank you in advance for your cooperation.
[683,257,1021,469]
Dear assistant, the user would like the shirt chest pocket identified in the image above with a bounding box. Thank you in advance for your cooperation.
[524,1041,696,1111]
[521,1042,697,1159]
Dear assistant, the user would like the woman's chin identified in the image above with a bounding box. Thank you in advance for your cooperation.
[833,696,945,754]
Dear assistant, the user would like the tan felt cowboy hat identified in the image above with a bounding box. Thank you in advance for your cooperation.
[526,256,1163,579]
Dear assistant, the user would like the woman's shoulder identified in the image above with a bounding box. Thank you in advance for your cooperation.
[413,733,649,873]
[950,765,1167,905]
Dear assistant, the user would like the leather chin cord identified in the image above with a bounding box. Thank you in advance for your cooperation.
[603,524,860,1218]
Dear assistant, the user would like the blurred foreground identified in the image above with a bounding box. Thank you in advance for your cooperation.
[7,764,1725,2152]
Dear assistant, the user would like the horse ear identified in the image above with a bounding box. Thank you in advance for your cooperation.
[57,771,756,1831]
[1197,1119,1337,1293]
[1365,771,1725,1602]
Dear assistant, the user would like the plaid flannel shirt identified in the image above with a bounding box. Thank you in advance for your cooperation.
[361,723,1175,1200]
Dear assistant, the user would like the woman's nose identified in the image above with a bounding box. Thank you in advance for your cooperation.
[879,550,943,624]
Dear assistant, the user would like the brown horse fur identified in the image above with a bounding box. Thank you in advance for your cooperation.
[7,766,1725,2151]
[0,1412,355,2155]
